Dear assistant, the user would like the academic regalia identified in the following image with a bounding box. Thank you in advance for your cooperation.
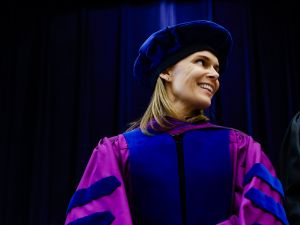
[65,120,288,225]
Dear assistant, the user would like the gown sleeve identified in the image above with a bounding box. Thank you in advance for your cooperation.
[64,135,133,225]
[218,129,289,225]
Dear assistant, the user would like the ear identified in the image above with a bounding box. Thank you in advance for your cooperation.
[159,70,172,82]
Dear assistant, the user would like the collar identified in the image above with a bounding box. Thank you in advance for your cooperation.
[147,117,221,136]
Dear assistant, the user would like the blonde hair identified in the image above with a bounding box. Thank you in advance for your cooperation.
[127,77,209,134]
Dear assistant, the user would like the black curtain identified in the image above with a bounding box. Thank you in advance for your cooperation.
[1,1,299,225]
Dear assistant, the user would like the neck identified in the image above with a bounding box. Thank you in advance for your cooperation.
[169,101,195,121]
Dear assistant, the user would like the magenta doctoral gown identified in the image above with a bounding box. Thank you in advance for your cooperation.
[65,121,288,225]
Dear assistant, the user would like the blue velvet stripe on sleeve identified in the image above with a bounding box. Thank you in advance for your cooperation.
[66,176,121,213]
[243,163,284,199]
[67,211,115,225]
[245,188,289,225]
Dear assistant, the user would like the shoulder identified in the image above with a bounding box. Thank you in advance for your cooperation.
[209,123,254,144]
[217,126,275,171]
[210,124,266,160]
[229,128,255,146]
[94,133,129,157]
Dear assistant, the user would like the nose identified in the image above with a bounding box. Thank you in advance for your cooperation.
[206,67,219,80]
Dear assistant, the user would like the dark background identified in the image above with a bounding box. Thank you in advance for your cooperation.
[1,1,299,224]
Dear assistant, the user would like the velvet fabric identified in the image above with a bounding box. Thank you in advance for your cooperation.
[66,176,121,214]
[245,188,288,225]
[67,212,114,225]
[133,20,232,89]
[3,4,300,225]
[243,163,284,198]
[65,120,287,225]
[123,128,232,225]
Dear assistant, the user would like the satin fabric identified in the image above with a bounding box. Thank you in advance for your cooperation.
[65,121,287,225]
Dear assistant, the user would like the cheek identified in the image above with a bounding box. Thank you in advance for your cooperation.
[170,82,183,97]
[215,82,220,93]
[172,77,191,95]
[170,68,194,95]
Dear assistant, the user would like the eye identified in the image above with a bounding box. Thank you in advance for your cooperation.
[214,65,220,73]
[195,59,205,66]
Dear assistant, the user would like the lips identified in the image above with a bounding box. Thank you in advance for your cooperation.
[198,83,214,93]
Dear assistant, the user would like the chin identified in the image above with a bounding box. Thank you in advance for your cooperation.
[194,95,212,108]
[195,103,211,110]
[197,99,211,109]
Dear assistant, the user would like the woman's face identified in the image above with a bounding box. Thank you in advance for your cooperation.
[161,50,220,116]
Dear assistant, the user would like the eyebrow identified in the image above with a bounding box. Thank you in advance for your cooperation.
[193,54,219,66]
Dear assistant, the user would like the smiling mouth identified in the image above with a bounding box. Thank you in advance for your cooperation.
[198,83,214,93]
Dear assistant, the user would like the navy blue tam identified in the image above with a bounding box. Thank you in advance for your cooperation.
[133,20,233,89]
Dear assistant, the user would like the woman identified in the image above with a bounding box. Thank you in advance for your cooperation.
[65,20,288,225]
